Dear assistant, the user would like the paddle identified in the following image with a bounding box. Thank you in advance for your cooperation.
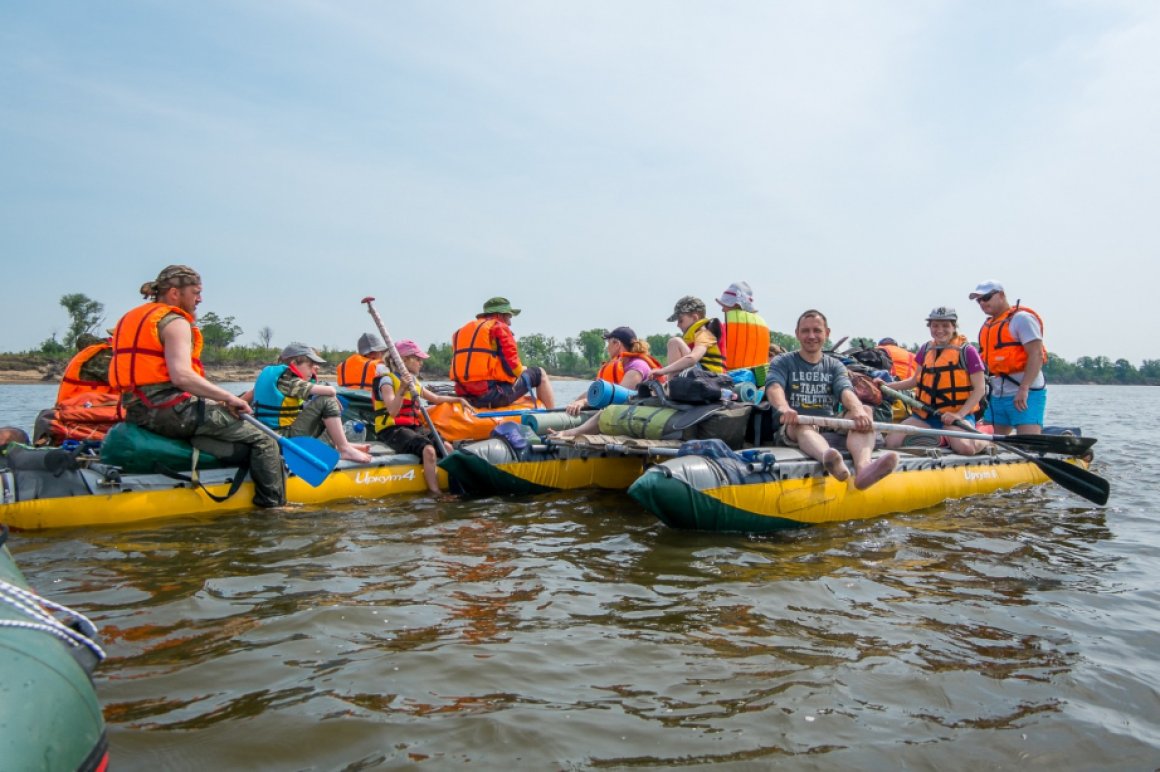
[475,407,571,418]
[240,414,339,487]
[878,384,1097,455]
[791,414,1109,505]
[361,297,450,460]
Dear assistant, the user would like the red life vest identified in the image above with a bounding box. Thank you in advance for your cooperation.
[372,372,421,432]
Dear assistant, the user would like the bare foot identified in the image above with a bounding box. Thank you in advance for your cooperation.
[339,445,373,463]
[822,448,850,482]
[854,451,898,490]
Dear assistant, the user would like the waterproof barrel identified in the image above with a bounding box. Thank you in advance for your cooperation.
[522,412,586,435]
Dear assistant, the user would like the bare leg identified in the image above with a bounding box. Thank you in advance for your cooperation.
[550,413,601,438]
[1015,423,1042,436]
[884,416,926,449]
[665,337,692,365]
[422,443,441,494]
[849,431,898,490]
[790,425,849,481]
[534,368,556,409]
[947,436,985,455]
[846,430,877,473]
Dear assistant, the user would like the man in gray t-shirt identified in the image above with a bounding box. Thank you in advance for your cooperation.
[765,310,899,491]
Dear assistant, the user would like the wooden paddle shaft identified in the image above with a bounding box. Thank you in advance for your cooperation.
[794,414,999,444]
[361,296,448,455]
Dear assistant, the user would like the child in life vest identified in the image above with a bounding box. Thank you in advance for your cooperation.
[374,340,470,494]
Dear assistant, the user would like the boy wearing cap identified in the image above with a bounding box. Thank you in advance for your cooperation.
[374,340,469,494]
[564,326,662,416]
[650,296,725,379]
[337,333,388,390]
[716,281,771,387]
[766,309,899,490]
[110,265,286,508]
[969,281,1047,435]
[878,307,987,455]
[246,343,372,463]
[450,297,556,410]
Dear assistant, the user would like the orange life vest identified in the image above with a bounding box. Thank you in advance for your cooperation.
[978,305,1047,376]
[450,317,518,384]
[337,353,380,389]
[110,303,205,407]
[43,391,123,444]
[596,352,663,385]
[56,342,117,405]
[915,337,974,418]
[878,344,918,380]
[720,310,769,370]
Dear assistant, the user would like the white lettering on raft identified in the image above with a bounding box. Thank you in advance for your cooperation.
[354,468,417,485]
[963,469,999,481]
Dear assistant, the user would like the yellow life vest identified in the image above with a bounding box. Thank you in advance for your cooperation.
[373,372,423,433]
[682,318,725,373]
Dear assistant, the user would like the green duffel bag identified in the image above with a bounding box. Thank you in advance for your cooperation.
[597,403,685,440]
[100,422,242,474]
[596,402,753,448]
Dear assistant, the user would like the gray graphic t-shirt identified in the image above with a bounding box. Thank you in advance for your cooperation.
[768,352,853,416]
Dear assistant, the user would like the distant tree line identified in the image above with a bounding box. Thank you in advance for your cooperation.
[12,293,1160,385]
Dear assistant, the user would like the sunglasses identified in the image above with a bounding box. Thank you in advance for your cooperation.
[975,291,998,303]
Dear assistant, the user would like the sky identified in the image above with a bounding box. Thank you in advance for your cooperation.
[1,1,1157,364]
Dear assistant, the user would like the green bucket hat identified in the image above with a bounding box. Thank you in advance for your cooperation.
[478,297,521,317]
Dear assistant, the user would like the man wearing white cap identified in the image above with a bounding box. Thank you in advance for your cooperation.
[969,280,1047,435]
[716,281,771,387]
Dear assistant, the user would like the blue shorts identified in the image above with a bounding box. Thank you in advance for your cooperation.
[986,388,1047,427]
[918,412,976,430]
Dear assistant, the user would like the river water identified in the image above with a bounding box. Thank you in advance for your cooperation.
[2,383,1158,769]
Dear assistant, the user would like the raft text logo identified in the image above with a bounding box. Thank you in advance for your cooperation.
[355,468,417,485]
[963,469,999,481]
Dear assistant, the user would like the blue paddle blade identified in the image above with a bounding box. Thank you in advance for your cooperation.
[280,435,340,487]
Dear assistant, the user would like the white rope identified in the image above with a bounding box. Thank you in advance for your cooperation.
[0,578,106,662]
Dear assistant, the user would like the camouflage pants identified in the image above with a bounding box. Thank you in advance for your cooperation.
[125,397,286,508]
[281,395,343,442]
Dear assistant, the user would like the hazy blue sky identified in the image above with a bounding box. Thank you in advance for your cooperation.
[2,1,1156,363]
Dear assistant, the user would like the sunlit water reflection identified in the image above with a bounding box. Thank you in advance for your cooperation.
[4,384,1159,768]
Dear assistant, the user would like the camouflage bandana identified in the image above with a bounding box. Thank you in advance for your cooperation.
[667,295,706,322]
[141,264,202,298]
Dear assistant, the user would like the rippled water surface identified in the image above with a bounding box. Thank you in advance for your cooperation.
[3,384,1159,769]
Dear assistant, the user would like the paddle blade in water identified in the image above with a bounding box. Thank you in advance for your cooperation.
[1036,457,1109,506]
[281,436,339,487]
